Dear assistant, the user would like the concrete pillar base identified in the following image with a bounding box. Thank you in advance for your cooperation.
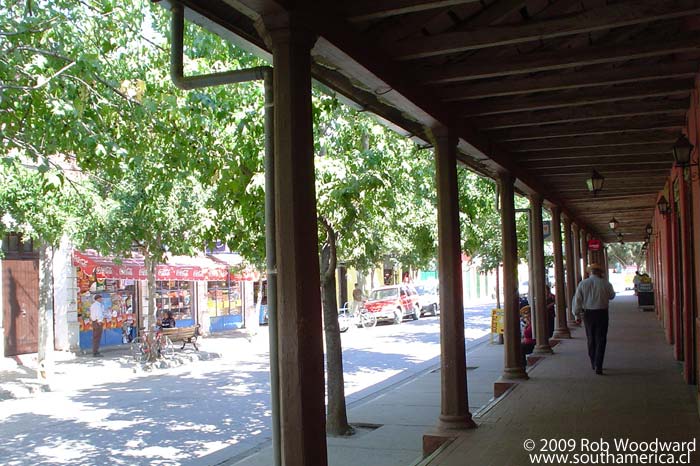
[526,355,544,366]
[437,414,477,431]
[501,367,528,380]
[553,329,571,339]
[423,432,457,458]
[494,380,520,397]
[534,344,553,354]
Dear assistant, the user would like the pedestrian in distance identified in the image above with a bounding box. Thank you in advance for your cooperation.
[572,263,615,375]
[350,283,365,318]
[90,294,105,357]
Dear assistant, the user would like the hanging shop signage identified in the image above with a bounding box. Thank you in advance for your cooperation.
[73,250,233,281]
[588,239,602,251]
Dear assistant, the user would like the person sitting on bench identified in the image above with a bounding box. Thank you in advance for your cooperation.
[160,311,176,329]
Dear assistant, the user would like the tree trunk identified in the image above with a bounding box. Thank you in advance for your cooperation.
[143,252,158,361]
[319,217,354,436]
[37,243,54,380]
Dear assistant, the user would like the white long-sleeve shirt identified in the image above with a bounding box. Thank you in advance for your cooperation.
[572,275,615,320]
[89,301,104,322]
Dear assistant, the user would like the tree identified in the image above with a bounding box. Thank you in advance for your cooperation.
[607,242,644,270]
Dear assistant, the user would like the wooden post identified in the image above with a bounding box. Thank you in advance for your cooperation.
[581,231,589,278]
[573,224,583,285]
[563,216,577,325]
[551,207,571,339]
[498,172,527,380]
[263,15,328,466]
[431,126,476,430]
[530,195,552,354]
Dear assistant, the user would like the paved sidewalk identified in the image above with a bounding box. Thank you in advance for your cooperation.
[222,333,504,466]
[425,293,700,466]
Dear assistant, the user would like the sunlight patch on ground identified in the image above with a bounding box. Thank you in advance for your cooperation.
[189,440,232,457]
[34,440,97,463]
[116,445,188,460]
[168,421,218,433]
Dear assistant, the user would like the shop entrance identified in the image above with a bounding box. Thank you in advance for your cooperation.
[2,259,39,356]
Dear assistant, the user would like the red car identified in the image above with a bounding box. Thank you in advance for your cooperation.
[363,284,421,324]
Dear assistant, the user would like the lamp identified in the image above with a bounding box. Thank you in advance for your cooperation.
[616,232,624,244]
[645,224,652,235]
[608,217,619,230]
[672,134,694,167]
[657,196,669,216]
[586,169,604,196]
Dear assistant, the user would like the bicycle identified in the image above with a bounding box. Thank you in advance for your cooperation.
[338,305,377,331]
[131,328,174,362]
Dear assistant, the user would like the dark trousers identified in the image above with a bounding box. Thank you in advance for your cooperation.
[92,321,103,354]
[583,309,609,370]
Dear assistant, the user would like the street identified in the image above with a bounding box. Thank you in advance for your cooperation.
[0,302,494,466]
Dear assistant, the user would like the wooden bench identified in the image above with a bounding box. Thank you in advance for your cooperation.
[161,325,200,351]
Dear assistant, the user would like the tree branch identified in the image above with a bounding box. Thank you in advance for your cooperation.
[319,215,337,282]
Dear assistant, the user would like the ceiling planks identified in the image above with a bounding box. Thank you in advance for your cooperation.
[181,0,699,242]
[393,0,700,59]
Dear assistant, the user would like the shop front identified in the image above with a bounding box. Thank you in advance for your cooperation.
[206,254,261,332]
[72,250,229,350]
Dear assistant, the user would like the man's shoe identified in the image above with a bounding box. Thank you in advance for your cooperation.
[595,368,603,375]
[93,352,103,357]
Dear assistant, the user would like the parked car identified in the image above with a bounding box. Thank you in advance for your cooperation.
[414,282,439,316]
[363,284,421,324]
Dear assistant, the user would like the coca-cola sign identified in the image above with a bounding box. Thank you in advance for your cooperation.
[588,239,602,251]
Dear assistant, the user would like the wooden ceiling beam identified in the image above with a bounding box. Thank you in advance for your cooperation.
[437,62,698,101]
[463,80,693,116]
[476,99,689,129]
[508,131,678,152]
[515,145,674,161]
[491,117,684,142]
[346,0,479,22]
[522,154,673,169]
[538,163,670,175]
[420,35,700,83]
[456,0,526,28]
[394,0,700,59]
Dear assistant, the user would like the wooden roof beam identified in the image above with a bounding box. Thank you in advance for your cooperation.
[463,80,693,116]
[421,35,700,83]
[514,145,674,161]
[345,0,479,22]
[521,154,673,169]
[508,131,678,152]
[476,99,689,129]
[437,62,698,101]
[395,0,700,59]
[491,117,684,142]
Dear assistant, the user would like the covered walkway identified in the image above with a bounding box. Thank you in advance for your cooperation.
[426,293,700,465]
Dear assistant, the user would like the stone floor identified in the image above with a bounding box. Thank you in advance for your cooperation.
[423,293,700,466]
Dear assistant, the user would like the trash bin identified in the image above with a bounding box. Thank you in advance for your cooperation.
[637,281,654,311]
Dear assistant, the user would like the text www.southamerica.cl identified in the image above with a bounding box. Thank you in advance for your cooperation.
[524,438,696,465]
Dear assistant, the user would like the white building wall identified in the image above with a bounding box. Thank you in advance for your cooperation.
[53,238,79,352]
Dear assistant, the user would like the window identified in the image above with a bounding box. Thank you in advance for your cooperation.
[155,281,192,321]
[207,280,243,318]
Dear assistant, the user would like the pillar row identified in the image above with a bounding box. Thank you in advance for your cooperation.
[431,126,476,431]
[563,216,577,325]
[499,172,528,380]
[530,194,552,354]
[551,207,571,339]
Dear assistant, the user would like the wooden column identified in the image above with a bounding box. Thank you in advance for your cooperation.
[530,195,552,354]
[581,231,589,279]
[498,172,527,380]
[573,224,583,285]
[431,126,476,430]
[551,206,571,339]
[679,174,694,383]
[662,205,675,345]
[563,216,577,325]
[265,17,328,466]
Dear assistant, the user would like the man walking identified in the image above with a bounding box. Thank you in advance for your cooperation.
[572,264,615,374]
[90,294,105,357]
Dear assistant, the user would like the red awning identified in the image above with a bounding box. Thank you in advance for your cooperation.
[72,250,231,281]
